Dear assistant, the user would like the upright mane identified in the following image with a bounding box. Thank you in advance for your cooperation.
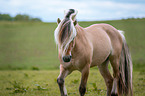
[54,9,77,55]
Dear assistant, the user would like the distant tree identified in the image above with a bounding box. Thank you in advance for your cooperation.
[0,13,42,22]
[14,14,30,21]
[0,14,13,21]
[13,14,42,22]
[31,18,42,22]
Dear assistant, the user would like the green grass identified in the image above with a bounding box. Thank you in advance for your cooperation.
[0,70,145,96]
[0,21,59,70]
[0,19,145,70]
[0,19,145,95]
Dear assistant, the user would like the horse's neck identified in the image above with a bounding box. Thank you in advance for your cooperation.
[74,24,89,49]
[72,24,92,59]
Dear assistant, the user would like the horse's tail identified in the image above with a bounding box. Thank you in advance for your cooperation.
[118,30,133,96]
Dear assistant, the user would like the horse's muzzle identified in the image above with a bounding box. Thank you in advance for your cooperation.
[62,55,72,62]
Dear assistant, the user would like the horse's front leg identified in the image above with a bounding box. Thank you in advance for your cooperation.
[57,65,71,96]
[79,65,90,96]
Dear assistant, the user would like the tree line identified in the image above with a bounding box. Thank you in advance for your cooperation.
[0,13,42,22]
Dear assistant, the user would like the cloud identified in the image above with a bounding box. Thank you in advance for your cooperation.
[0,0,145,22]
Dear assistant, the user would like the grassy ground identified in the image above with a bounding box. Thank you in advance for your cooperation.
[0,19,145,95]
[0,19,145,70]
[0,69,145,96]
[0,21,59,70]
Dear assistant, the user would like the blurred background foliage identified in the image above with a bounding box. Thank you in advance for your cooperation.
[0,13,41,22]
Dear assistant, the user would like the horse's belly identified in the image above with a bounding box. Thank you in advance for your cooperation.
[89,32,112,67]
[91,50,110,67]
[90,46,111,67]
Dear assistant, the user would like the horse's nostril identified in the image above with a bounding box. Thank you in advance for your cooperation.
[63,55,72,62]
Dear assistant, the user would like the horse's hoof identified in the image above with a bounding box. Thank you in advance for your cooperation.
[111,93,118,96]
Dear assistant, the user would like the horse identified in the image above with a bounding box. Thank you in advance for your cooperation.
[54,9,133,96]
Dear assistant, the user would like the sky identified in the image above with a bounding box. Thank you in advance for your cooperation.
[0,0,145,22]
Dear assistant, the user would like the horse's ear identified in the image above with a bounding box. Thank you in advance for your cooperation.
[73,20,77,26]
[57,18,61,24]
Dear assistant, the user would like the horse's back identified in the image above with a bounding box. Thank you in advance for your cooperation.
[84,24,123,66]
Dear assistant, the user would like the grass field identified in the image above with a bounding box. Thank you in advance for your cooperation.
[0,19,145,70]
[0,21,58,70]
[0,19,145,96]
[0,70,145,96]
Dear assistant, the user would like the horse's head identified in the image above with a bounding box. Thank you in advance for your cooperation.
[54,9,78,62]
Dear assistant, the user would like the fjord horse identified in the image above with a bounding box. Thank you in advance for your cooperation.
[54,9,133,96]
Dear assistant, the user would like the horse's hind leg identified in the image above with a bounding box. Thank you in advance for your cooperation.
[98,58,113,96]
[109,56,121,96]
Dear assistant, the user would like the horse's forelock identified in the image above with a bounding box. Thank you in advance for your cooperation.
[59,19,71,44]
[55,9,77,56]
[55,18,76,56]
